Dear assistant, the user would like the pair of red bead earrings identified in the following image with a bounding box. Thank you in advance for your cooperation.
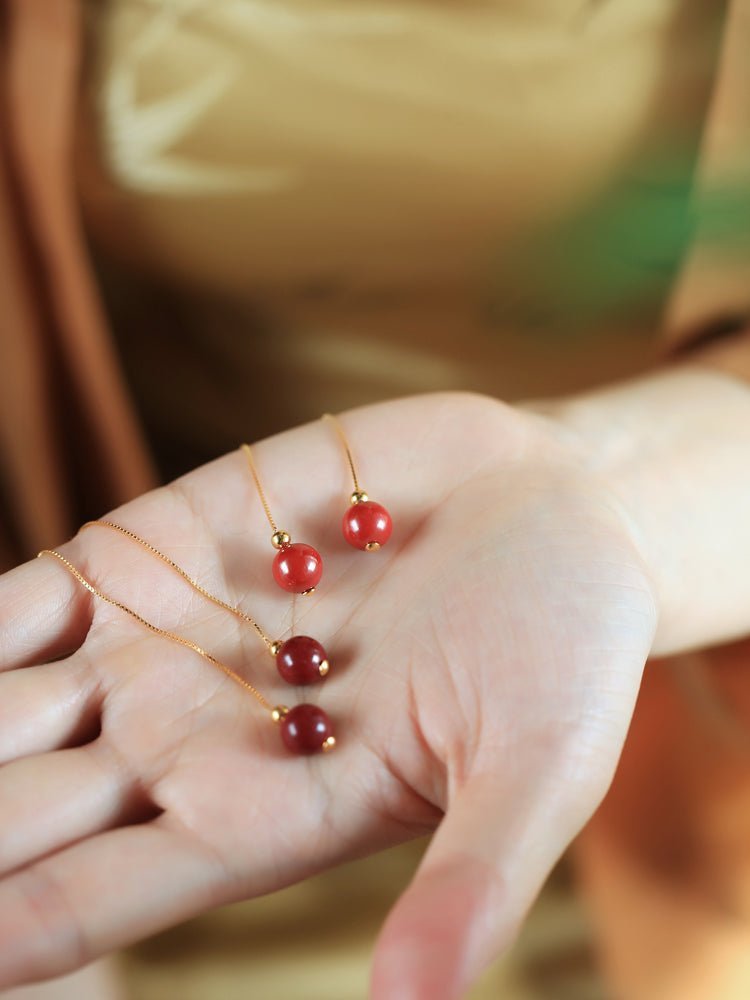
[242,413,392,596]
[39,414,391,757]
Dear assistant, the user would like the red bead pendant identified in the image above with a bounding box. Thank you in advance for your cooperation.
[276,636,329,685]
[279,704,335,754]
[272,542,323,594]
[342,499,392,551]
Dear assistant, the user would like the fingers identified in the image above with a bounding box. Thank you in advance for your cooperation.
[0,557,93,672]
[0,822,223,989]
[0,659,101,764]
[0,743,142,877]
[370,769,590,1000]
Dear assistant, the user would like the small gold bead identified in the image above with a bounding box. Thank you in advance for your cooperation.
[322,736,336,752]
[301,587,316,597]
[271,705,289,723]
[269,640,282,657]
[365,541,381,552]
[271,530,291,550]
[318,659,330,677]
[350,491,369,505]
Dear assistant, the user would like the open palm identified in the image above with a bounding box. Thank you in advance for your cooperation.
[0,392,658,998]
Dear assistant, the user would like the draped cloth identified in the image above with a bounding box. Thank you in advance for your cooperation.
[0,0,155,570]
[0,1,749,996]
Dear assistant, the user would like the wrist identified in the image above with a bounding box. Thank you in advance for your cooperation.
[520,365,750,657]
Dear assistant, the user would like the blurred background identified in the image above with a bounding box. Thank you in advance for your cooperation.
[2,0,747,997]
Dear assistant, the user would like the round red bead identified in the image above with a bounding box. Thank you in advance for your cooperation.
[280,704,334,755]
[272,542,323,593]
[342,500,392,551]
[276,636,329,685]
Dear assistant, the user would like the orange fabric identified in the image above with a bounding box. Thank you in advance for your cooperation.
[0,0,155,569]
[576,644,750,1000]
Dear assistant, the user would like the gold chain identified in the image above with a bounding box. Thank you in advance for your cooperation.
[244,420,364,527]
[81,520,275,649]
[322,413,361,495]
[241,443,279,534]
[38,549,274,713]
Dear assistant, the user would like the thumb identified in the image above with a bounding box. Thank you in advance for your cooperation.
[369,768,591,1000]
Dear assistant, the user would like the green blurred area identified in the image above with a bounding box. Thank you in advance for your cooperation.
[485,146,750,337]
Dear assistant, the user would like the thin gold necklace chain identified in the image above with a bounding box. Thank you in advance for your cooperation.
[322,413,360,494]
[38,549,274,713]
[241,443,279,534]
[242,414,363,532]
[81,520,274,649]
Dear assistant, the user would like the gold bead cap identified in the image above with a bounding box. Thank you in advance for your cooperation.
[271,530,291,550]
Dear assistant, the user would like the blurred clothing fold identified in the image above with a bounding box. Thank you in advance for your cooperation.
[0,0,154,568]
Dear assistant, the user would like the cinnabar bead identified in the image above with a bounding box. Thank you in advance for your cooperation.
[280,704,334,754]
[272,542,323,593]
[276,636,329,685]
[342,500,392,551]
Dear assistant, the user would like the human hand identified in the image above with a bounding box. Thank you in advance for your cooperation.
[0,392,658,998]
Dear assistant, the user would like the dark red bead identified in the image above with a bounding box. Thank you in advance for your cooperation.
[280,704,335,755]
[342,500,392,551]
[276,636,329,685]
[272,542,323,594]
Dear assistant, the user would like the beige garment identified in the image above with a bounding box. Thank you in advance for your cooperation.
[78,0,724,443]
[79,0,719,295]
